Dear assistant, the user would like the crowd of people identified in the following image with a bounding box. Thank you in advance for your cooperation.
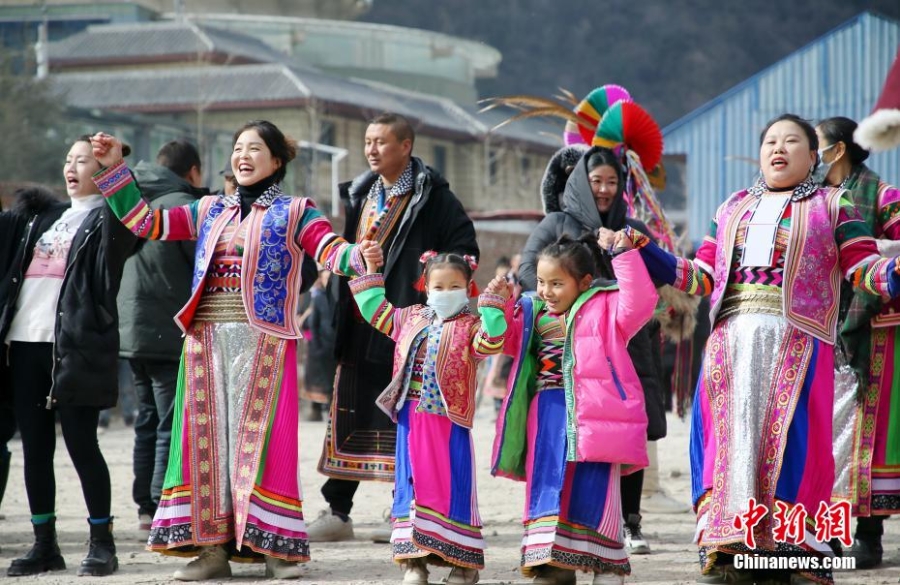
[0,100,897,585]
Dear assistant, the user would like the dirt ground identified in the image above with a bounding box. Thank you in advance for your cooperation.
[1,408,898,584]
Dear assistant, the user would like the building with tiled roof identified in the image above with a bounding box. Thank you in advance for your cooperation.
[43,17,561,220]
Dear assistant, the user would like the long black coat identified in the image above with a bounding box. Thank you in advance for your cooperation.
[519,146,667,440]
[0,189,138,409]
[334,157,479,365]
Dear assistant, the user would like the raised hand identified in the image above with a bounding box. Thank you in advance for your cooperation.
[359,240,384,274]
[597,227,617,252]
[90,132,124,168]
[484,274,511,300]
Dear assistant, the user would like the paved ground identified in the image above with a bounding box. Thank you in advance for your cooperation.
[1,408,898,584]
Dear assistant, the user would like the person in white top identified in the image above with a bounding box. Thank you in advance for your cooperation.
[0,136,137,578]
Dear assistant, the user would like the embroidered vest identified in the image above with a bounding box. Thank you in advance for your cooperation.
[175,194,310,338]
[709,187,842,344]
[379,306,481,429]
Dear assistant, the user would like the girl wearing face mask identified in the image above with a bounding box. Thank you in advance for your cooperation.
[493,233,657,585]
[815,116,900,570]
[349,243,510,585]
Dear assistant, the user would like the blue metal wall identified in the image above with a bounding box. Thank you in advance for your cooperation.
[663,12,900,241]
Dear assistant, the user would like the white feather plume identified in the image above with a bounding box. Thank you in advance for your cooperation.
[854,109,900,152]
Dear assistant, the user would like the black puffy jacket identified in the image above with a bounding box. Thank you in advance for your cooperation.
[519,146,667,440]
[0,191,138,409]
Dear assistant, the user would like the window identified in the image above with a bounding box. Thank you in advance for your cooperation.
[488,148,501,186]
[432,145,447,175]
[319,121,335,146]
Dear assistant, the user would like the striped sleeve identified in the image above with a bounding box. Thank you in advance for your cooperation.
[471,292,507,357]
[93,160,199,240]
[628,223,715,296]
[294,202,364,277]
[348,273,402,339]
[837,192,900,299]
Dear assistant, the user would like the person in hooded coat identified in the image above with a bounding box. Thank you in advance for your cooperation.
[518,146,665,555]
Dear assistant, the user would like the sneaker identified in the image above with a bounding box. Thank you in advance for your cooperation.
[305,509,354,542]
[640,491,691,514]
[402,558,429,585]
[173,545,231,581]
[265,556,302,579]
[624,514,650,555]
[371,507,392,543]
[592,572,624,585]
[532,565,577,585]
[138,513,152,537]
[446,566,479,585]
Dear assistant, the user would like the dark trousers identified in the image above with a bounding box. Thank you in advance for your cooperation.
[322,478,360,516]
[9,341,111,518]
[130,358,178,516]
[621,468,645,519]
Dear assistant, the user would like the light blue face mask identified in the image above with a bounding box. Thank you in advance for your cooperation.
[426,289,469,320]
[812,143,836,185]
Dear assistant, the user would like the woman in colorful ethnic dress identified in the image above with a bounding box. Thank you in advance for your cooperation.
[493,234,657,585]
[611,113,900,585]
[90,121,365,581]
[350,244,510,585]
[817,116,900,569]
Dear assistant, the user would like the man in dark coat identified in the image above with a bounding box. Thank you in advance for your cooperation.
[518,145,666,555]
[117,139,206,533]
[309,113,478,542]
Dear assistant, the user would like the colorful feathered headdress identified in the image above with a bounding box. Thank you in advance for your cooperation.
[480,85,677,251]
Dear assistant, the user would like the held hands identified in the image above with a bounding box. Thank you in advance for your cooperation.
[613,230,633,252]
[597,227,617,253]
[484,274,512,301]
[90,132,124,169]
[359,240,384,274]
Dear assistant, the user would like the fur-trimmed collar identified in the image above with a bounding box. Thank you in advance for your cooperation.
[11,185,65,217]
[540,145,588,214]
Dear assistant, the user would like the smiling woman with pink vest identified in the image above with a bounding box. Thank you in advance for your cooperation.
[90,121,364,582]
[492,233,656,585]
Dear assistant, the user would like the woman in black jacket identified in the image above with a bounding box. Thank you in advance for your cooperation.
[0,136,137,577]
[518,146,666,555]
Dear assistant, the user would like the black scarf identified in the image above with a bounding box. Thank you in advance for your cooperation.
[236,174,278,219]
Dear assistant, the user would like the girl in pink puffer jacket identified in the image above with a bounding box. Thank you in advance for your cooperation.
[492,233,657,585]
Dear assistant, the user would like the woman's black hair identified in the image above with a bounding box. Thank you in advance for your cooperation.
[537,233,602,282]
[759,114,819,152]
[232,120,297,184]
[816,116,871,166]
[424,253,475,284]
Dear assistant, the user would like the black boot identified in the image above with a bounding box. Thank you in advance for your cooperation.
[847,515,885,569]
[0,449,10,515]
[7,519,66,576]
[77,518,118,577]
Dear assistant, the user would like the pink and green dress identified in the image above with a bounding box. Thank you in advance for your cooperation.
[631,180,900,584]
[349,272,506,569]
[833,168,900,517]
[94,161,362,562]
